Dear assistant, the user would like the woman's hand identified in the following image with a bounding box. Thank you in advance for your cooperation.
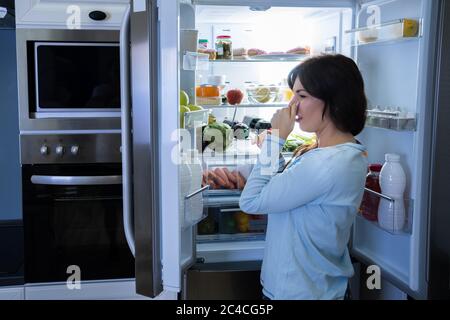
[253,130,268,149]
[270,98,298,140]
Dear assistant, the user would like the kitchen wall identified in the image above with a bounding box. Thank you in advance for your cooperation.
[0,28,21,221]
[0,22,23,286]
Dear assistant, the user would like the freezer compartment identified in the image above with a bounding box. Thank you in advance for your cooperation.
[197,207,267,243]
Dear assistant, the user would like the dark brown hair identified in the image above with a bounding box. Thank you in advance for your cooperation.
[288,54,367,136]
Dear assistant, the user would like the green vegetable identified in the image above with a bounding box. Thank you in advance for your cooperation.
[203,122,234,152]
[282,133,316,152]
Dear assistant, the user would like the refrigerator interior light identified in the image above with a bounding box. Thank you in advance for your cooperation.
[0,7,7,19]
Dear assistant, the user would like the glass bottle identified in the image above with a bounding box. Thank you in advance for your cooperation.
[360,164,382,221]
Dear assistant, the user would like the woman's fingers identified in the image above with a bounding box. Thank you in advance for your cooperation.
[290,100,298,120]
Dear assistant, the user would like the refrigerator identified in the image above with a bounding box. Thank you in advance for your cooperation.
[120,0,450,299]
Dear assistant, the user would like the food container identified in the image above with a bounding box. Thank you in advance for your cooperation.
[351,18,420,44]
[196,85,221,105]
[246,84,279,104]
[215,35,233,60]
[197,208,267,237]
[207,75,226,91]
[198,39,208,50]
[202,166,247,191]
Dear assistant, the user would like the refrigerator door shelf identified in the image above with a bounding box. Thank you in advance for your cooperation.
[346,18,422,47]
[359,188,414,235]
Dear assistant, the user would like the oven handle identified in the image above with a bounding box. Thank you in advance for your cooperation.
[120,4,135,257]
[31,175,122,185]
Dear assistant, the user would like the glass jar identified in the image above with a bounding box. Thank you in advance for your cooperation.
[360,164,382,221]
[215,35,232,60]
[198,39,208,50]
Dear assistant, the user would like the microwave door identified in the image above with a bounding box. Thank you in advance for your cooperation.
[121,1,162,298]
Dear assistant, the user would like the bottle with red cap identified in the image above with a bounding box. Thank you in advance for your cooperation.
[360,163,383,221]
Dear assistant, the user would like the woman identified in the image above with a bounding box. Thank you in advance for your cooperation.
[239,54,368,300]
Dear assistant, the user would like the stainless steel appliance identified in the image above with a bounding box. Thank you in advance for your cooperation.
[16,29,121,132]
[15,8,132,288]
[21,133,134,284]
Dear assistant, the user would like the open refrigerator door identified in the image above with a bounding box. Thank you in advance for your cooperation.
[348,0,439,299]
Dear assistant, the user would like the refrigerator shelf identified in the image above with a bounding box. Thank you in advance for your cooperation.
[205,189,242,197]
[201,103,288,109]
[209,56,308,63]
[346,18,422,47]
[359,188,413,235]
[204,194,241,207]
[197,233,265,243]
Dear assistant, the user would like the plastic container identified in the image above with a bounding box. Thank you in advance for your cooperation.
[198,39,209,50]
[350,19,420,45]
[196,85,221,105]
[246,84,279,104]
[215,35,233,60]
[360,164,382,221]
[378,154,406,232]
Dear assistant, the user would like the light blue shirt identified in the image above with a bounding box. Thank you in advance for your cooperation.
[239,134,368,300]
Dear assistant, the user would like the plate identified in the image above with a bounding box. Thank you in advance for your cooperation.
[248,53,309,61]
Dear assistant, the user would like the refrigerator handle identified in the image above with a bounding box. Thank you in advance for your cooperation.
[120,4,135,257]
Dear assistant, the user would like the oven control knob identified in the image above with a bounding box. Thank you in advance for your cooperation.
[89,11,107,21]
[40,145,49,156]
[55,145,65,156]
[70,145,79,156]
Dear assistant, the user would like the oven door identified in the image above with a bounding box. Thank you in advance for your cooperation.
[23,164,134,284]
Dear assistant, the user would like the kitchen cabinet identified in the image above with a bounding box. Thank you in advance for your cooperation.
[15,0,128,29]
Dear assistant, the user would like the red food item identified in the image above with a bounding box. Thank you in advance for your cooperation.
[226,89,244,105]
[360,164,382,221]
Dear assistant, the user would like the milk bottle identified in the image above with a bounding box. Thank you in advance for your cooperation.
[378,154,406,232]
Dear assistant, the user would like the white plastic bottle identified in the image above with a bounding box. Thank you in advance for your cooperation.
[378,153,406,232]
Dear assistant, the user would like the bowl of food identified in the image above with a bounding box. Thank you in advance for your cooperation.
[246,85,279,104]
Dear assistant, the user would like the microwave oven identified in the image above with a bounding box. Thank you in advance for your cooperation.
[17,29,121,132]
[34,42,120,115]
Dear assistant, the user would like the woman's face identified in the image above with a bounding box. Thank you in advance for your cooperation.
[292,77,328,133]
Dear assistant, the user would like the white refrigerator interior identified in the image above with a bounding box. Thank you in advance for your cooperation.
[157,0,434,299]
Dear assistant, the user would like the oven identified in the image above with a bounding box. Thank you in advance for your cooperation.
[16,29,121,132]
[21,133,134,284]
